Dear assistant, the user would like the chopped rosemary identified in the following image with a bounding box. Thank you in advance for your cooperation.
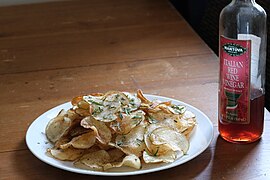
[153,147,159,156]
[124,107,131,115]
[116,141,123,146]
[135,138,143,146]
[88,99,103,106]
[119,112,123,120]
[92,106,103,115]
[148,115,158,124]
[171,105,185,113]
[132,115,142,119]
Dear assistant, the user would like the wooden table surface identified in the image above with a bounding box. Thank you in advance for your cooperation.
[1,0,269,179]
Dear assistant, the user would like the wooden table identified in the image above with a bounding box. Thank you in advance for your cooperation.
[1,0,269,179]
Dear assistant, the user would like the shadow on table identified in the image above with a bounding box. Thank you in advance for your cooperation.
[13,138,212,180]
[209,135,261,179]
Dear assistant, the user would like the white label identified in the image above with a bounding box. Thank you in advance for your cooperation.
[237,34,261,89]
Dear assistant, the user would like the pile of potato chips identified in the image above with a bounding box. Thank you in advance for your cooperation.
[45,90,196,171]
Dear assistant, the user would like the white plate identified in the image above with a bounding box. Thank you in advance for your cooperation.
[26,94,213,176]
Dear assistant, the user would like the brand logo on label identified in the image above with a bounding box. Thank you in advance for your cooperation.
[223,43,247,56]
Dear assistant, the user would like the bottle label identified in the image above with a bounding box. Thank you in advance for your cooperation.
[219,36,251,124]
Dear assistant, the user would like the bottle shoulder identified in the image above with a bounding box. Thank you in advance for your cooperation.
[254,3,267,16]
[220,3,266,18]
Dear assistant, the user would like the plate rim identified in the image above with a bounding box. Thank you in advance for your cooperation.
[26,94,214,176]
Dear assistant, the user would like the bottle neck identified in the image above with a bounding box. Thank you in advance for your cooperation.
[232,0,255,3]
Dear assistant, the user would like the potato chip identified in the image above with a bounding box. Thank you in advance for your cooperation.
[54,136,70,148]
[60,131,96,149]
[74,148,123,171]
[147,110,174,122]
[69,126,91,137]
[110,110,145,134]
[137,89,152,105]
[83,93,123,122]
[150,127,189,154]
[75,108,91,117]
[142,150,179,163]
[103,154,141,170]
[144,124,172,156]
[103,91,130,105]
[48,147,85,161]
[74,150,111,171]
[107,148,125,162]
[45,109,72,143]
[113,123,146,157]
[123,92,141,111]
[80,116,112,144]
[178,110,196,137]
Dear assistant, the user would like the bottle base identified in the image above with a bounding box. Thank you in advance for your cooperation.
[219,134,261,144]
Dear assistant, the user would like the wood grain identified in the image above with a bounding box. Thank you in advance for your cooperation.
[0,54,218,152]
[1,0,270,179]
[0,0,210,74]
[0,23,210,74]
[1,124,270,179]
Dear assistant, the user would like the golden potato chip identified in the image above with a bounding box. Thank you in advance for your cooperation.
[103,91,129,105]
[142,150,179,163]
[147,111,174,122]
[123,92,141,111]
[48,147,85,161]
[74,150,111,171]
[45,109,72,143]
[103,154,141,170]
[113,123,146,157]
[144,124,172,156]
[83,95,104,106]
[137,89,152,105]
[179,110,196,137]
[83,93,123,122]
[69,126,91,137]
[54,136,70,148]
[107,148,125,162]
[60,131,96,149]
[150,127,189,154]
[75,108,91,117]
[80,116,112,144]
[71,96,83,106]
[110,110,145,134]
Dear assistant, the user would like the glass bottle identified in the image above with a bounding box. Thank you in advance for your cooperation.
[218,0,267,143]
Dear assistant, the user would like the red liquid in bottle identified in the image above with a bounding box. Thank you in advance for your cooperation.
[219,94,264,143]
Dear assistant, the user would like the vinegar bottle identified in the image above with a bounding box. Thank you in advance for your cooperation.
[218,0,267,143]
